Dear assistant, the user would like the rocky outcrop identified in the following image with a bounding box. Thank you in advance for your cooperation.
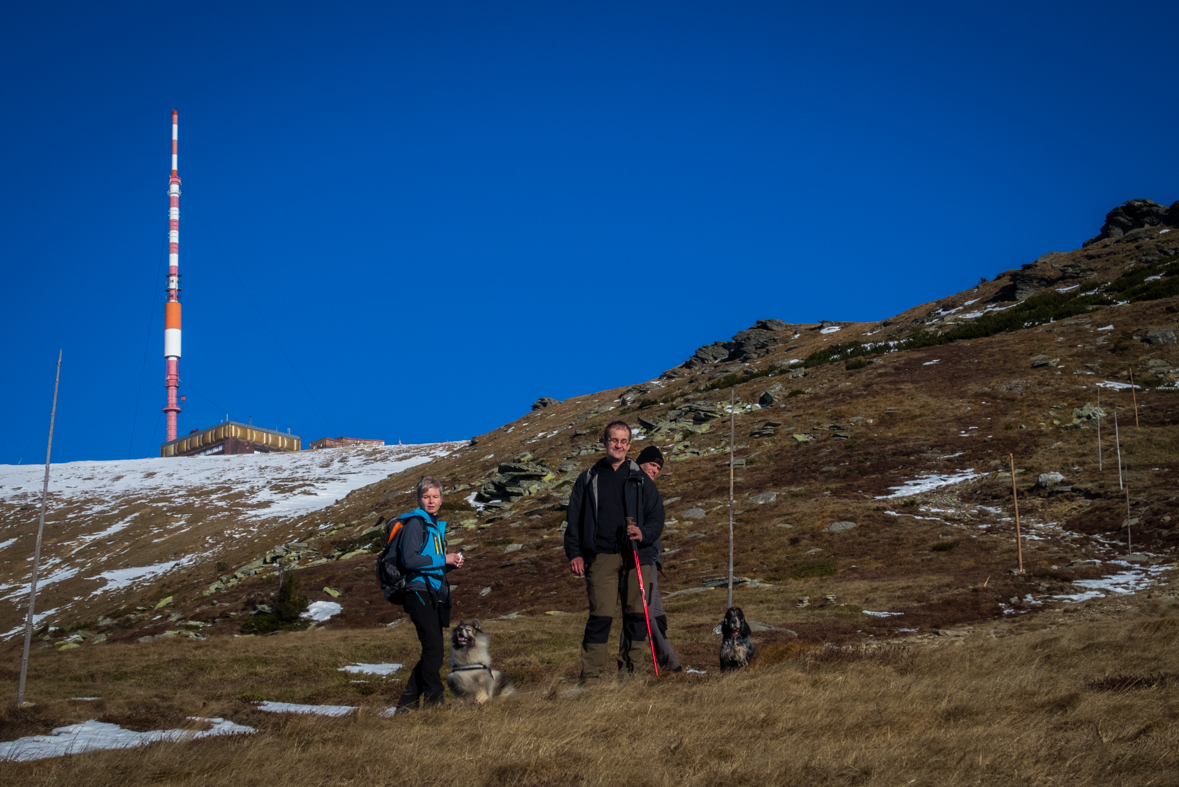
[531,397,559,410]
[1084,199,1179,247]
[477,462,556,505]
[619,382,662,405]
[680,319,798,369]
[683,342,731,369]
[1071,403,1105,426]
[1004,256,1096,301]
[751,421,780,438]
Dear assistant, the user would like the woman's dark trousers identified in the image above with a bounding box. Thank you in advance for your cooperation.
[397,591,449,708]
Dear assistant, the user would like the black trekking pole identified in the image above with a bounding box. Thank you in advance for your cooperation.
[627,517,660,677]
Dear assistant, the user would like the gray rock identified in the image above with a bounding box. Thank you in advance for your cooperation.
[620,383,659,405]
[532,397,559,410]
[749,491,777,505]
[824,521,856,533]
[637,415,675,433]
[1146,329,1177,345]
[1006,266,1057,301]
[703,576,747,588]
[759,382,784,407]
[1071,403,1106,425]
[503,544,524,553]
[756,319,789,332]
[1030,355,1059,368]
[683,342,731,369]
[1036,472,1065,488]
[683,508,706,519]
[580,402,615,420]
[728,328,782,361]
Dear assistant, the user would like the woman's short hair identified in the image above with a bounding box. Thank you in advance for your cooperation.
[416,476,443,500]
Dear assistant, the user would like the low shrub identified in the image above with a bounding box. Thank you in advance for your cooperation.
[241,574,311,635]
[791,558,837,579]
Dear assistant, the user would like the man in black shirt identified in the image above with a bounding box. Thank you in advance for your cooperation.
[564,420,665,682]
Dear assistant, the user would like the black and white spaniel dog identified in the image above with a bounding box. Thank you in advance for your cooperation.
[719,606,756,671]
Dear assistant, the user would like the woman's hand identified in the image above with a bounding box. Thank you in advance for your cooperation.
[445,552,464,568]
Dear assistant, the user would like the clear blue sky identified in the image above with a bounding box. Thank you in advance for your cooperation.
[2,1,1177,464]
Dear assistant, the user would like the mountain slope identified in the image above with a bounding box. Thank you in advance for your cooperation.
[2,206,1177,660]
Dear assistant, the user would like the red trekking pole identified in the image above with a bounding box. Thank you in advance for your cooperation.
[628,517,660,677]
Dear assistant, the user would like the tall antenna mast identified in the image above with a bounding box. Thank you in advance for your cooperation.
[163,110,182,441]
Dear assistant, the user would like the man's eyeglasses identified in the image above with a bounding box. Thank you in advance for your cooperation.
[607,439,630,445]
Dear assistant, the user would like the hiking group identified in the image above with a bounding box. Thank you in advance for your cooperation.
[382,420,675,710]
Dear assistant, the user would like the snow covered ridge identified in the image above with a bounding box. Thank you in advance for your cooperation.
[0,442,462,520]
[0,443,461,639]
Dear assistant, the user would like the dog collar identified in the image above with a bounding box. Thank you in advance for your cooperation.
[451,663,494,674]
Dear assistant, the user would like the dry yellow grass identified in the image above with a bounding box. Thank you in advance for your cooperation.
[3,592,1177,786]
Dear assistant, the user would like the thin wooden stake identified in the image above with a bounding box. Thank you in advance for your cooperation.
[1114,411,1123,490]
[1096,388,1102,472]
[1129,370,1139,427]
[727,387,735,609]
[17,350,62,707]
[1125,484,1132,556]
[1009,453,1023,574]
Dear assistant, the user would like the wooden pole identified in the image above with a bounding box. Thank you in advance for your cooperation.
[1009,453,1023,574]
[1125,484,1132,556]
[1096,388,1102,472]
[1114,411,1123,490]
[727,387,735,609]
[17,350,62,707]
[1129,370,1139,427]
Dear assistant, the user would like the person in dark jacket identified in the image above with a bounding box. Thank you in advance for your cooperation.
[564,420,665,682]
[618,445,682,672]
[395,476,464,711]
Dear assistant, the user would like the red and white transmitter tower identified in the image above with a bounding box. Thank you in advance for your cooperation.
[163,110,182,441]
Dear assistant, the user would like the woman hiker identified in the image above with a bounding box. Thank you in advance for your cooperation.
[395,476,464,711]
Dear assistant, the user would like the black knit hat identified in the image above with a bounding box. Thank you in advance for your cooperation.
[636,445,665,468]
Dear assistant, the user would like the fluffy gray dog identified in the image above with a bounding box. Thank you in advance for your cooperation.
[447,619,515,702]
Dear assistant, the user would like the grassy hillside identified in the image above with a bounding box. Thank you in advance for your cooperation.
[1,221,1177,784]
